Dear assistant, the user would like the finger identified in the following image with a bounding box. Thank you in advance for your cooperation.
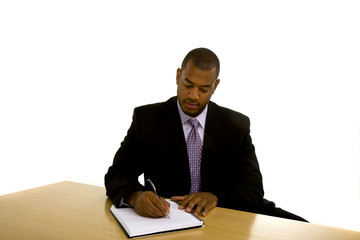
[201,197,217,216]
[170,195,187,202]
[150,196,170,217]
[136,200,164,218]
[159,198,171,215]
[201,204,212,217]
[193,198,207,216]
[164,199,171,213]
[145,198,166,217]
[176,194,194,210]
[170,195,188,210]
[135,191,167,218]
[181,195,198,213]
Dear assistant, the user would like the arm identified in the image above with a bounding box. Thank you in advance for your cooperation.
[105,108,145,206]
[104,108,170,217]
[200,106,265,213]
[214,118,265,212]
[218,131,265,210]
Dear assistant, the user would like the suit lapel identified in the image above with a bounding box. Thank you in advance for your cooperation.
[163,97,191,187]
[202,101,218,160]
[201,101,220,190]
[163,97,187,151]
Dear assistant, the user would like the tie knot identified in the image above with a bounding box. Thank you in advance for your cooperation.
[188,118,200,129]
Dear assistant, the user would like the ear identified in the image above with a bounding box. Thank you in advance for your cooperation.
[176,68,181,85]
[214,79,220,91]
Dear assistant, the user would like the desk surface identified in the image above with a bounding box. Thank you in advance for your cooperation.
[1,181,359,240]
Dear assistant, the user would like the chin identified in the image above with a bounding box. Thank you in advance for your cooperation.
[186,110,201,118]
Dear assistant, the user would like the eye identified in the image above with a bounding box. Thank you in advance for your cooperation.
[200,88,209,93]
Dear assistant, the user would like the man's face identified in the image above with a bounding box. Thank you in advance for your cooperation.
[176,60,220,117]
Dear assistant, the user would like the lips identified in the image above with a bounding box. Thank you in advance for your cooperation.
[184,101,199,109]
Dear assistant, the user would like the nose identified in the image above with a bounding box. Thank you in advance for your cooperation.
[189,87,200,100]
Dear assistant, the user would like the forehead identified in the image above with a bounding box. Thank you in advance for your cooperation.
[181,60,218,85]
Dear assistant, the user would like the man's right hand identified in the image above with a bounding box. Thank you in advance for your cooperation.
[125,191,170,218]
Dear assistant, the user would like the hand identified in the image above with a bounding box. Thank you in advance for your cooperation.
[126,191,170,218]
[170,192,218,217]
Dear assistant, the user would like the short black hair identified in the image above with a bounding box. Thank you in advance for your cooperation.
[181,48,220,78]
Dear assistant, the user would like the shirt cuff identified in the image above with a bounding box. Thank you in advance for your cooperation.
[118,197,131,208]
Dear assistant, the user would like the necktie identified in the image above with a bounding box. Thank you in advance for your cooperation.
[187,118,203,193]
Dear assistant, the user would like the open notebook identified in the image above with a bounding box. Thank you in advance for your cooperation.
[110,199,204,238]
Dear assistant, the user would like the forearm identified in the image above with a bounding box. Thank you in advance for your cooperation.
[105,170,144,206]
[105,112,146,206]
[105,147,145,206]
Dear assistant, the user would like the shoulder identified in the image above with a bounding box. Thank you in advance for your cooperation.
[208,101,250,128]
[133,97,177,118]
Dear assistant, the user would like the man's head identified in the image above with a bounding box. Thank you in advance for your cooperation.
[176,48,220,117]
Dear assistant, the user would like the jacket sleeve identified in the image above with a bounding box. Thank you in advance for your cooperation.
[104,108,145,207]
[202,107,265,212]
[216,124,265,212]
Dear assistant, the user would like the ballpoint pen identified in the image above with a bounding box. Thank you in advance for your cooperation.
[146,179,159,198]
[146,179,170,218]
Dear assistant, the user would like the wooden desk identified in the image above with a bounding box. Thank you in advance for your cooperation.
[1,182,359,240]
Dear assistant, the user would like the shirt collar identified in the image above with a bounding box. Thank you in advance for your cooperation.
[177,100,208,128]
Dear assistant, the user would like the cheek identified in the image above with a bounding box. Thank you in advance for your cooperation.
[200,93,213,104]
[177,86,187,98]
[180,86,190,95]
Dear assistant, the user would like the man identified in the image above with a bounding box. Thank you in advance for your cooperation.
[105,48,307,221]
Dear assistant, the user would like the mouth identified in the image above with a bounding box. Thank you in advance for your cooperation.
[184,101,199,109]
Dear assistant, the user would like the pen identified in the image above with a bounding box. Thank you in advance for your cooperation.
[146,179,160,199]
[146,179,170,218]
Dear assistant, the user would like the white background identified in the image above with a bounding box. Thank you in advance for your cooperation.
[1,0,359,232]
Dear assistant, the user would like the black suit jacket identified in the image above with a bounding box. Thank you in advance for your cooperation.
[105,96,266,213]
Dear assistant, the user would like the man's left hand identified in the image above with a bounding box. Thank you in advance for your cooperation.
[170,192,218,217]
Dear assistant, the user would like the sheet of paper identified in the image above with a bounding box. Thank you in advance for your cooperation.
[110,199,204,237]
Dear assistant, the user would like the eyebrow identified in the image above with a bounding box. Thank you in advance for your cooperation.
[185,78,212,88]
